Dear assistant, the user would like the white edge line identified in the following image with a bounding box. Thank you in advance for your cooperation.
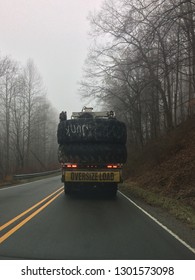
[119,191,195,255]
[0,176,60,191]
[0,181,33,191]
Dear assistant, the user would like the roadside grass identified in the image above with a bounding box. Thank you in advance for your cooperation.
[120,182,195,230]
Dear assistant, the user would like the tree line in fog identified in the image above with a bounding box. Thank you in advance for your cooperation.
[0,55,58,180]
[80,0,195,148]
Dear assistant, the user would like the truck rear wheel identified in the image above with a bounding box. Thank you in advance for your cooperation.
[64,183,71,195]
[110,189,117,197]
[106,185,117,198]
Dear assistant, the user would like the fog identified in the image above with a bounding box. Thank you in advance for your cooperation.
[0,0,104,115]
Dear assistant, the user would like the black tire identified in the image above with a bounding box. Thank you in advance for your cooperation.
[57,118,127,144]
[64,183,71,195]
[109,188,117,198]
[58,143,127,164]
[103,184,118,198]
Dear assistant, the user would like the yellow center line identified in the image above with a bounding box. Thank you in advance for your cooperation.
[0,186,63,231]
[0,189,64,244]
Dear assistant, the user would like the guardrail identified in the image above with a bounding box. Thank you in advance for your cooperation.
[13,169,61,180]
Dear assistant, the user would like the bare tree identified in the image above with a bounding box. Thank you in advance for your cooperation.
[0,57,19,176]
[0,54,59,180]
[22,59,45,169]
[80,0,195,149]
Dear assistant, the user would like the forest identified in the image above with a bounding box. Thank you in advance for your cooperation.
[1,0,195,183]
[80,0,195,149]
[0,57,59,180]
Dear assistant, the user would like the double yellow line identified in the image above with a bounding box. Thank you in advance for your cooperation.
[0,187,64,244]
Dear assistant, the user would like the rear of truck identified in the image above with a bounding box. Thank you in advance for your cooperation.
[61,162,123,196]
[57,107,127,196]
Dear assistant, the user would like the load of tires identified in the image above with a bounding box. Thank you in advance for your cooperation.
[57,118,127,144]
[57,116,127,164]
[58,143,127,163]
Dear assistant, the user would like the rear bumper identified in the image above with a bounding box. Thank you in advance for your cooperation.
[64,181,118,192]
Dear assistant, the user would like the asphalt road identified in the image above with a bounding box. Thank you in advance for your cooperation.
[0,176,194,260]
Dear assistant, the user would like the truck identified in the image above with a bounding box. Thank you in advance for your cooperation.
[57,107,127,196]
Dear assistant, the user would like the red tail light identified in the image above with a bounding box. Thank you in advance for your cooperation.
[66,164,77,168]
[107,164,119,169]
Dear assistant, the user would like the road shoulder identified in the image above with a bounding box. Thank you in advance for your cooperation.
[119,187,195,251]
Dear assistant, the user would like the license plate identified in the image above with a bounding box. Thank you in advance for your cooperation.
[65,171,120,182]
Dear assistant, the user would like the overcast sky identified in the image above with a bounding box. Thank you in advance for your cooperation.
[0,0,103,116]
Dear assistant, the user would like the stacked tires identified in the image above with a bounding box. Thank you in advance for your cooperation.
[57,118,127,164]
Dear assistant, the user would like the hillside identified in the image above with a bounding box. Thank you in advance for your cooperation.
[121,116,195,228]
